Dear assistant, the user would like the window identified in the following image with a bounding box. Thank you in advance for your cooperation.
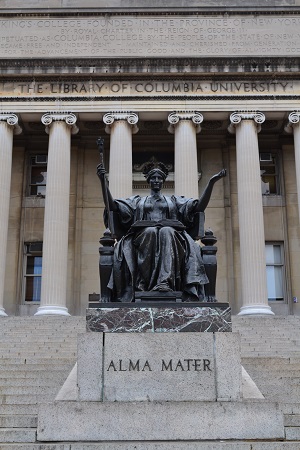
[265,243,284,301]
[29,155,47,196]
[24,243,43,302]
[260,153,280,195]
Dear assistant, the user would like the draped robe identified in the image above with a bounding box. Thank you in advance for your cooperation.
[107,194,209,302]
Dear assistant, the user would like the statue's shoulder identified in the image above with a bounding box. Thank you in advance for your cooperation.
[124,195,143,207]
[171,194,193,203]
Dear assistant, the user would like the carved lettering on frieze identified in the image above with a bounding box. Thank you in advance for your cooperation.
[0,16,300,58]
[0,80,296,98]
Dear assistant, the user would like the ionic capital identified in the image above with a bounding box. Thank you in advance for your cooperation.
[228,111,265,134]
[168,111,203,134]
[103,111,139,134]
[0,113,22,135]
[41,112,79,135]
[284,111,300,134]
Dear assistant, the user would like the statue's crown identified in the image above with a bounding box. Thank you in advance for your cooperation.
[143,161,169,180]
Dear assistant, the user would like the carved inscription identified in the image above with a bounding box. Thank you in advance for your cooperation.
[0,16,300,58]
[0,80,296,98]
[106,358,212,372]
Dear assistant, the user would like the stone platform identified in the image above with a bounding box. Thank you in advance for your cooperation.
[37,305,284,443]
[38,400,284,442]
[86,302,231,332]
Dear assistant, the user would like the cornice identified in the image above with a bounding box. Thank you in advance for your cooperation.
[0,8,300,16]
[0,57,299,77]
[0,95,299,102]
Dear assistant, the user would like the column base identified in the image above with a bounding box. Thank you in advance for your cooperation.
[238,304,275,316]
[0,307,8,317]
[34,305,70,316]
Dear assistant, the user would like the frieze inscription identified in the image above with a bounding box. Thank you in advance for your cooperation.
[0,16,300,58]
[0,80,296,98]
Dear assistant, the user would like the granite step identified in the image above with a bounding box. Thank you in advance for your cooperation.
[1,442,300,449]
[0,377,66,387]
[0,403,40,415]
[0,415,37,428]
[285,427,300,441]
[0,386,61,395]
[0,366,74,374]
[0,428,36,443]
[0,357,76,365]
[0,352,77,359]
[0,394,57,405]
[285,414,300,426]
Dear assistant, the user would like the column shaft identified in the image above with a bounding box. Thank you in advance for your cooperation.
[0,122,14,316]
[174,120,199,198]
[292,123,300,225]
[235,119,273,315]
[109,121,133,198]
[36,115,77,316]
[168,112,202,199]
[103,112,138,199]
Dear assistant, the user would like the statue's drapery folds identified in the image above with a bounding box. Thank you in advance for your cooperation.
[106,195,209,302]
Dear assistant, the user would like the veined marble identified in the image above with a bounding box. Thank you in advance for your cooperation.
[86,303,231,333]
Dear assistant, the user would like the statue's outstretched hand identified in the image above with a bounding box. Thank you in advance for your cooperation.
[210,168,227,184]
[97,164,106,180]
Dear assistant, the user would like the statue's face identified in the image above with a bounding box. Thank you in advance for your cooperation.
[149,172,164,192]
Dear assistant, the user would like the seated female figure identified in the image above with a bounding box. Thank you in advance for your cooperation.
[97,162,226,302]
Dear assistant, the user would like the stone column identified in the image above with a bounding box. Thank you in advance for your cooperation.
[0,114,21,317]
[35,113,78,316]
[229,111,274,316]
[168,111,203,198]
[285,111,300,227]
[103,112,139,198]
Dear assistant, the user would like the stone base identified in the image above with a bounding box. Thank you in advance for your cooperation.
[37,400,284,442]
[0,307,8,317]
[86,302,231,332]
[37,329,283,444]
[34,305,70,316]
[238,305,275,316]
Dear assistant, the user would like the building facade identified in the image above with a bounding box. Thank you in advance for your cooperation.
[0,0,300,317]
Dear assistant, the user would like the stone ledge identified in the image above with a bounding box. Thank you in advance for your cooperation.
[37,400,284,442]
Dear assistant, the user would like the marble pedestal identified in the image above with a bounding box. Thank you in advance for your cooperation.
[86,302,231,332]
[37,304,284,443]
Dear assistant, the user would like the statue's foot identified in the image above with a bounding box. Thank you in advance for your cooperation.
[152,282,173,292]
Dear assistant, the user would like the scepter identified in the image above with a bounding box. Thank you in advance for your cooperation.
[96,137,113,235]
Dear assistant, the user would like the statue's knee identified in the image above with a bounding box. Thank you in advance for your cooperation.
[144,227,157,237]
[160,226,176,237]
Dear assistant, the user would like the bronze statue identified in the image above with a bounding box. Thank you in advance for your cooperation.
[97,152,226,303]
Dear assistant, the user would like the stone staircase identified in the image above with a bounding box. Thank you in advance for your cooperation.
[0,315,300,448]
[233,315,300,443]
[0,316,86,446]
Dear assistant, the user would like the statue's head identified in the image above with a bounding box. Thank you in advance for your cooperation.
[143,162,169,183]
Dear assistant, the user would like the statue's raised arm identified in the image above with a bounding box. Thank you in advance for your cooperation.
[96,164,118,213]
[196,169,227,212]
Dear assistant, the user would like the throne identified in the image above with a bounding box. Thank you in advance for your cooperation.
[98,210,218,304]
